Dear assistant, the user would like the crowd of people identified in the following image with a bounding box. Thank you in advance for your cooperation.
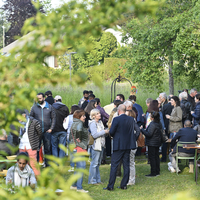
[2,88,200,192]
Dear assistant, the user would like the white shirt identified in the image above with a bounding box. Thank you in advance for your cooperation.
[19,119,31,150]
[40,101,46,109]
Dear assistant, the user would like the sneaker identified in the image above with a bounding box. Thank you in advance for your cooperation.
[55,189,63,193]
[127,182,135,186]
[168,162,172,167]
[168,166,175,173]
[77,189,89,193]
[145,174,156,177]
[68,167,74,172]
[39,162,44,166]
[70,186,77,190]
[156,173,160,176]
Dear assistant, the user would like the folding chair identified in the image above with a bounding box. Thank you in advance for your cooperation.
[176,142,196,175]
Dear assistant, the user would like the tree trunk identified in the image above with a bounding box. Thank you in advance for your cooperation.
[168,59,174,95]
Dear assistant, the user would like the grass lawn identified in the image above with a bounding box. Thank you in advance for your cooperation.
[72,155,200,200]
[1,155,199,200]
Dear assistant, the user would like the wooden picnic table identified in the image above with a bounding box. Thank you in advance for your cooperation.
[183,144,200,149]
[0,159,17,177]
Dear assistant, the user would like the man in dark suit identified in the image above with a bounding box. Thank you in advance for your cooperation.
[104,104,140,190]
[161,95,174,162]
[188,88,197,111]
[168,120,198,173]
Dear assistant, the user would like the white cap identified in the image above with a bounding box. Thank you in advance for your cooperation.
[54,95,62,101]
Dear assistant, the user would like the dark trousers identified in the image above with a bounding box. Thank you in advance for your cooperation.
[161,143,167,162]
[148,146,160,175]
[107,149,130,189]
[106,136,111,156]
[136,147,142,156]
[37,131,52,167]
[116,159,122,176]
[43,132,52,166]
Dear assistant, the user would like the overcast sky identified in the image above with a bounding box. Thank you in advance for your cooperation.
[0,0,66,8]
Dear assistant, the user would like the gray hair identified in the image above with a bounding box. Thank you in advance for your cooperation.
[168,94,173,100]
[159,92,167,100]
[90,108,100,120]
[184,120,191,127]
[179,92,188,100]
[190,88,197,94]
[123,100,133,109]
[146,98,153,104]
[156,97,161,103]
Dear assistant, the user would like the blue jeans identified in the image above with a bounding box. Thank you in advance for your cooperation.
[72,152,86,190]
[51,131,67,158]
[170,132,176,139]
[88,148,102,184]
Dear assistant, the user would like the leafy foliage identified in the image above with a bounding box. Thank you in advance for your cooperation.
[73,32,117,70]
[0,145,92,200]
[0,0,161,199]
[0,10,10,49]
[122,0,200,93]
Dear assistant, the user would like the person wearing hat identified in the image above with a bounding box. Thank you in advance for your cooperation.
[6,152,37,188]
[52,95,69,158]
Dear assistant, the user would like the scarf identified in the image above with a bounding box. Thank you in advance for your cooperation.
[89,120,105,151]
[13,163,32,187]
[146,113,152,129]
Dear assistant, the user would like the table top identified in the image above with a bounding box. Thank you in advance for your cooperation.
[0,160,17,163]
[183,144,200,149]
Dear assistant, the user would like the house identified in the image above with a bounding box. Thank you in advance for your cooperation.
[105,25,132,46]
[0,31,59,68]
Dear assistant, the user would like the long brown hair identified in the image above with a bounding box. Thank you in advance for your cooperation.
[126,110,136,119]
[147,100,159,113]
[73,110,85,119]
[84,99,97,114]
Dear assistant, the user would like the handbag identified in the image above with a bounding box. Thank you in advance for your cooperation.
[88,134,94,145]
[71,128,87,153]
[160,129,168,143]
[137,132,145,147]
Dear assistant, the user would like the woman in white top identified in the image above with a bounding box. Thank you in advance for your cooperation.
[63,105,80,172]
[6,152,36,189]
[63,105,80,142]
[88,109,109,185]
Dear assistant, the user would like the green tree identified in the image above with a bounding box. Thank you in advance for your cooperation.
[0,0,161,199]
[73,32,117,71]
[0,10,10,49]
[122,0,200,93]
[172,1,200,89]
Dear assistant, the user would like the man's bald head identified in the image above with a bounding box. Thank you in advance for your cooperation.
[117,104,126,115]
[184,120,191,128]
